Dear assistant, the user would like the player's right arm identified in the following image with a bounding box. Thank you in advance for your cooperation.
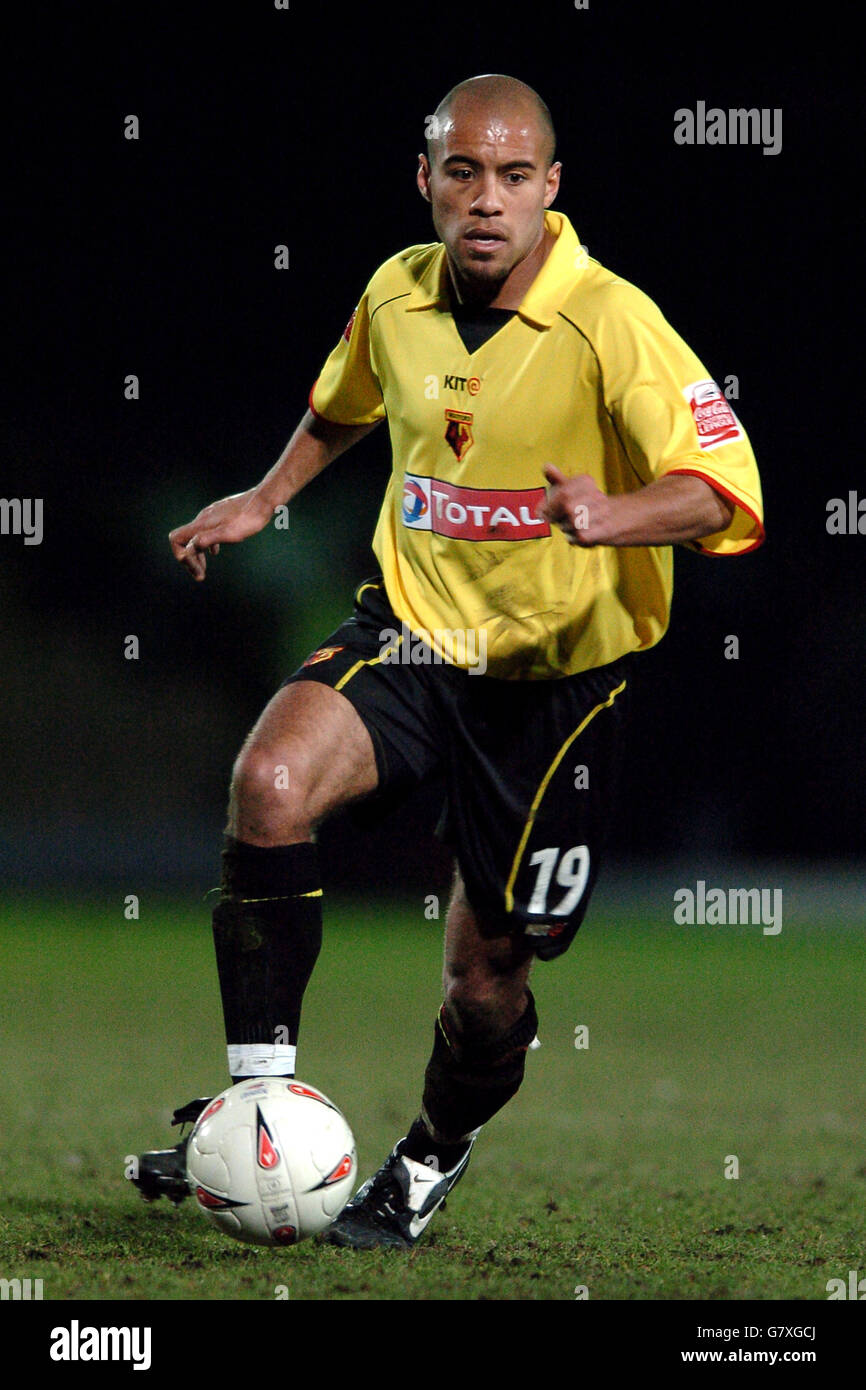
[169,411,382,581]
[173,260,397,580]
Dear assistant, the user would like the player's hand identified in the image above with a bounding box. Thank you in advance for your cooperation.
[169,489,275,581]
[538,465,619,547]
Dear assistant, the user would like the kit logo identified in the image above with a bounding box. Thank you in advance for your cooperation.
[683,380,743,450]
[444,409,474,461]
[443,374,481,395]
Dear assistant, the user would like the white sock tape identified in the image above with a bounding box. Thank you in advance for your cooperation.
[227,1043,297,1077]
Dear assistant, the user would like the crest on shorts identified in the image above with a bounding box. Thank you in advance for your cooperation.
[444,409,474,461]
[302,645,344,667]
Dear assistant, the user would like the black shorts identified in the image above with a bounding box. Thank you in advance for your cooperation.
[282,578,631,961]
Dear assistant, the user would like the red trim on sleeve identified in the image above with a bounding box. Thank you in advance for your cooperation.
[665,467,765,556]
[307,380,340,424]
[308,380,327,420]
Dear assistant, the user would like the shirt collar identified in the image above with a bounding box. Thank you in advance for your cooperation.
[404,210,587,326]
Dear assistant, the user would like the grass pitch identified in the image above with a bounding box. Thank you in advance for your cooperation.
[0,892,863,1301]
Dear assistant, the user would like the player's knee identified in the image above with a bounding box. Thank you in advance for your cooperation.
[443,966,528,1048]
[229,739,315,841]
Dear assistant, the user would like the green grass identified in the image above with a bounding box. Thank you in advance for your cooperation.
[0,894,863,1301]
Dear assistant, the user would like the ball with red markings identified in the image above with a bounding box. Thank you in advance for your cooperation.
[186,1078,357,1245]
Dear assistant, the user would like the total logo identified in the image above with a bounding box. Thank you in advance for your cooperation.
[401,474,550,542]
[403,479,430,525]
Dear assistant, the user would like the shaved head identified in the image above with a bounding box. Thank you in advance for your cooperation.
[417,72,562,308]
[426,74,557,169]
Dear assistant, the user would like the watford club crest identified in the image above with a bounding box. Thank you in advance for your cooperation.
[444,408,474,461]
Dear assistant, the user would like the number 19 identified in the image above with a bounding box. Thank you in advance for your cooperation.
[526,845,590,916]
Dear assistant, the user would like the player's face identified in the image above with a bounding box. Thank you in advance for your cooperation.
[417,106,560,298]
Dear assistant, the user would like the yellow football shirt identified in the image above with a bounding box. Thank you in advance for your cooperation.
[310,210,764,679]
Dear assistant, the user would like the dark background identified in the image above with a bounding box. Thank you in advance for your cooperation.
[2,1,861,892]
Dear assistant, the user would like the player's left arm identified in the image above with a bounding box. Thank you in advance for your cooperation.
[539,464,734,547]
[544,280,765,553]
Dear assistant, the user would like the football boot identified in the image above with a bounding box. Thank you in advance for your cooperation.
[323,1132,475,1249]
[128,1097,213,1205]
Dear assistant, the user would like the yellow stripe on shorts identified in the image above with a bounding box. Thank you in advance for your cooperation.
[334,632,404,692]
[503,678,627,913]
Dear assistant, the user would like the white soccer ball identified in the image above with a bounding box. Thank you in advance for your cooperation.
[186,1078,357,1246]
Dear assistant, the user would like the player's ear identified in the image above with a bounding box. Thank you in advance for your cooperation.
[544,161,562,207]
[417,154,432,202]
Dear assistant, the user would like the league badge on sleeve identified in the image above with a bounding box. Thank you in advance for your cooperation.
[683,379,743,450]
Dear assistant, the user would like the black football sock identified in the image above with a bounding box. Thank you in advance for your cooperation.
[412,990,539,1148]
[212,835,323,1083]
[399,1117,474,1172]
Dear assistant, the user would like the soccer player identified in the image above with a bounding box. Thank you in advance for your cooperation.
[131,74,764,1249]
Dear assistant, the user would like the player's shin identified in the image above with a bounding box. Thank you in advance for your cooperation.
[211,835,323,1083]
[404,989,539,1163]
